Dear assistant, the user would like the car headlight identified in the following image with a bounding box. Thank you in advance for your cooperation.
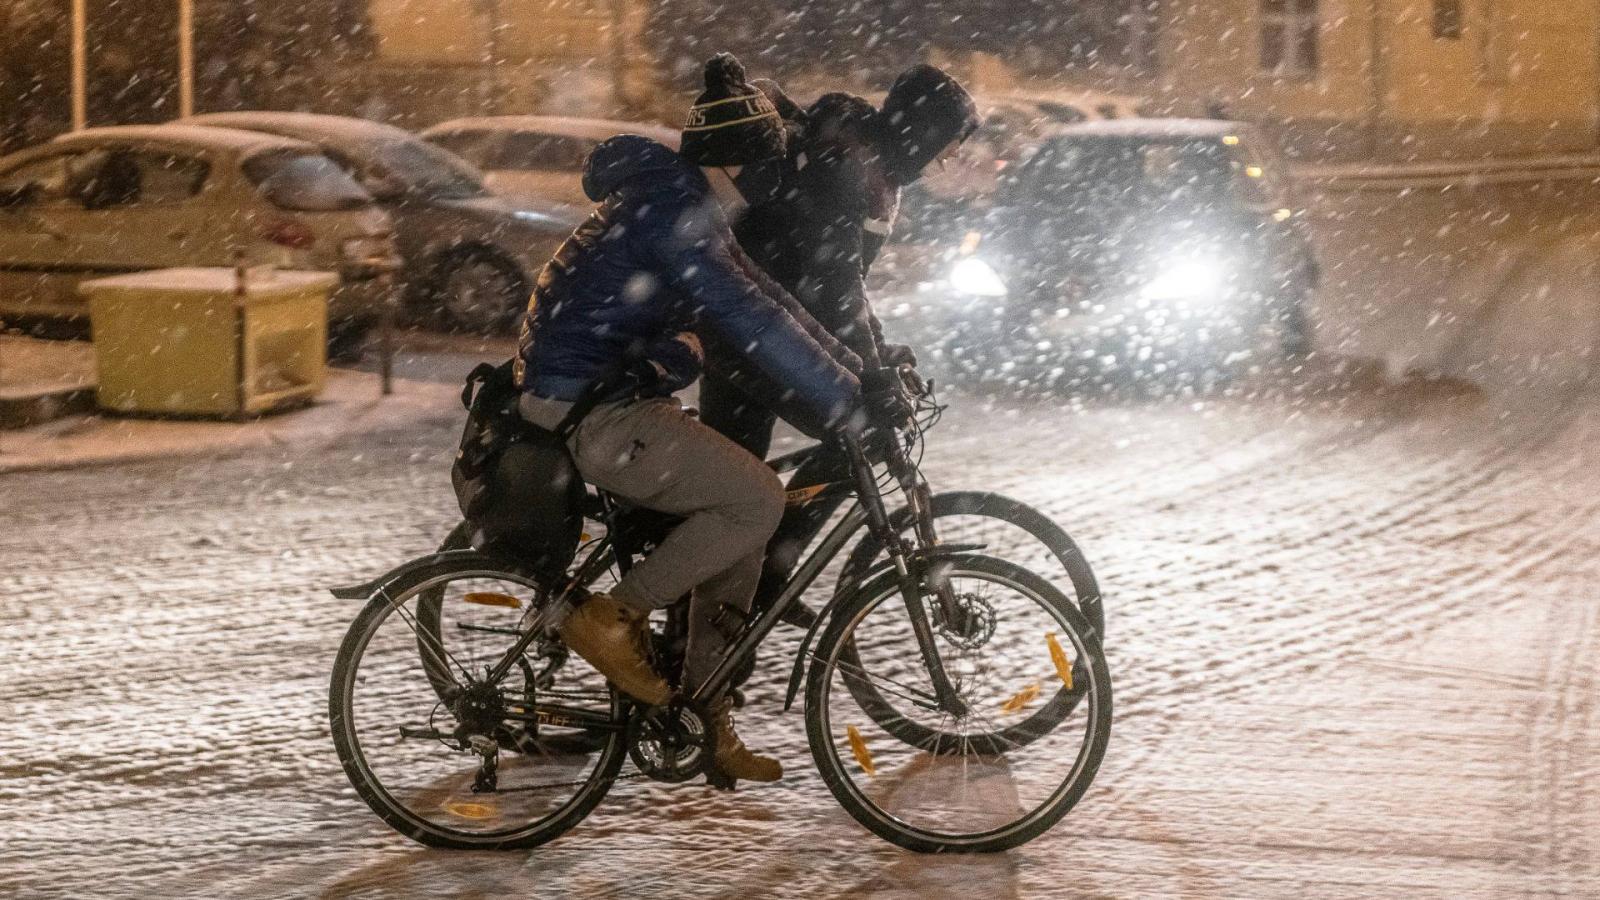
[950,256,1008,297]
[1140,260,1227,305]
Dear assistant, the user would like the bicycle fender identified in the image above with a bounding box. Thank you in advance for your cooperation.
[328,549,494,599]
[780,544,981,712]
[782,579,870,712]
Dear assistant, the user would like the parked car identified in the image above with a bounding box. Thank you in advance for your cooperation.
[887,119,1318,385]
[188,112,582,333]
[0,125,394,335]
[421,115,679,211]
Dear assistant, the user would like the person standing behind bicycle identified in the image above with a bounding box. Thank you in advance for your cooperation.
[516,53,875,784]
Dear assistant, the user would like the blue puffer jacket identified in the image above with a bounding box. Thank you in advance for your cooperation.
[516,135,861,426]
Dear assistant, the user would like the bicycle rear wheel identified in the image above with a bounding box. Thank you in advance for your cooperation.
[330,557,626,849]
[805,555,1111,853]
[839,491,1102,638]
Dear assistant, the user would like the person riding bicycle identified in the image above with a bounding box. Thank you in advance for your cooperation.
[700,64,979,460]
[515,53,874,784]
[698,66,979,619]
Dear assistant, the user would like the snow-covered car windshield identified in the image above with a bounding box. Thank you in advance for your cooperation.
[370,139,487,200]
[1011,137,1271,210]
[243,151,373,211]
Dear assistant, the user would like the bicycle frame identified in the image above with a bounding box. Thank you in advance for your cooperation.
[475,430,970,719]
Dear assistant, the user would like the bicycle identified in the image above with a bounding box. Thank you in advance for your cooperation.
[419,373,1105,730]
[328,373,1112,853]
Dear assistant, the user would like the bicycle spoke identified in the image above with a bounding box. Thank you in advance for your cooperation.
[380,585,474,686]
[815,649,943,710]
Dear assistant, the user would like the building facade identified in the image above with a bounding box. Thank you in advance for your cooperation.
[360,0,657,128]
[1149,0,1600,159]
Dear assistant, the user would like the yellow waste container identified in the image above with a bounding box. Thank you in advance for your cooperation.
[81,267,336,417]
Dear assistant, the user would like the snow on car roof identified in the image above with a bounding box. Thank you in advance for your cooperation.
[186,111,420,150]
[53,124,317,155]
[986,87,1143,116]
[422,115,679,147]
[1050,118,1250,140]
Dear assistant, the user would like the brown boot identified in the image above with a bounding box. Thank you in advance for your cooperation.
[559,593,673,707]
[709,696,782,783]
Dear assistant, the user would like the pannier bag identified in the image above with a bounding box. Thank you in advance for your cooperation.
[450,360,584,578]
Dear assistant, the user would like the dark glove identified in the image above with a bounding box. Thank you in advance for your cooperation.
[862,368,913,428]
[836,398,901,462]
[633,331,704,395]
[882,342,918,368]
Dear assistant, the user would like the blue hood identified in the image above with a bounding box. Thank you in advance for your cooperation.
[582,135,703,202]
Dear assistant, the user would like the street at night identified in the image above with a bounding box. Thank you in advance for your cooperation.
[5,296,1597,897]
[6,0,1600,896]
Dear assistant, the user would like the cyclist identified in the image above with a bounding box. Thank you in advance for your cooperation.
[515,53,871,784]
[699,65,979,605]
[702,64,978,458]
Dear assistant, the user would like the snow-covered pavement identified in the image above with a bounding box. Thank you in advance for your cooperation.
[1306,177,1600,391]
[6,177,1600,898]
[2,358,1596,897]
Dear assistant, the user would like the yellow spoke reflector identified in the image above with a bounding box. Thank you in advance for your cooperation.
[443,801,496,820]
[846,725,877,776]
[1046,632,1074,690]
[999,681,1041,713]
[463,592,521,609]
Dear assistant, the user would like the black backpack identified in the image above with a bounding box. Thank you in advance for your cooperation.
[450,360,584,579]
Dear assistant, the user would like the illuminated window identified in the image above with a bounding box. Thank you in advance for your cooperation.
[1476,0,1508,82]
[1261,0,1319,78]
[1433,0,1463,39]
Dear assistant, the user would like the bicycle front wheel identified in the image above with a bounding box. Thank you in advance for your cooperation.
[805,555,1112,853]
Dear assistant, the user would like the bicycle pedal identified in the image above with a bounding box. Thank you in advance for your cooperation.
[705,768,737,792]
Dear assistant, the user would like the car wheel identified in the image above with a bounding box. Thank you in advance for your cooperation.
[435,249,528,335]
[327,317,373,362]
[1274,281,1315,357]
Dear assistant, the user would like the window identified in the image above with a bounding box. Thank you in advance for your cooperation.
[0,153,90,208]
[127,152,209,205]
[1120,0,1161,72]
[1433,0,1463,39]
[426,130,499,169]
[244,151,373,212]
[367,139,486,200]
[497,133,595,171]
[1261,0,1319,78]
[1476,0,1508,82]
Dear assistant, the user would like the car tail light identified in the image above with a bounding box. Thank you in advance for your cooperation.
[258,218,317,250]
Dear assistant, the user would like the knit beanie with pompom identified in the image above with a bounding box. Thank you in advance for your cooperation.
[680,52,787,167]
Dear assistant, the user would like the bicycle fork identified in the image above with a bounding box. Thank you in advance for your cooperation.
[841,435,969,720]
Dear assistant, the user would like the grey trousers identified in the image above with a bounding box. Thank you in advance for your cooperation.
[520,393,785,692]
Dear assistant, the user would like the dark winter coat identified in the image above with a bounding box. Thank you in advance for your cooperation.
[515,135,861,426]
[733,95,900,372]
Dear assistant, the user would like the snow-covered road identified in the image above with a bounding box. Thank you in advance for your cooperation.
[5,178,1600,897]
[3,359,1596,898]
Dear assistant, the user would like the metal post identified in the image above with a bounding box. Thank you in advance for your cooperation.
[71,0,87,131]
[1366,0,1386,158]
[234,248,249,416]
[178,0,195,118]
[475,0,505,115]
[378,270,395,397]
[609,0,629,109]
